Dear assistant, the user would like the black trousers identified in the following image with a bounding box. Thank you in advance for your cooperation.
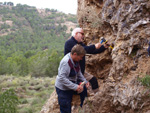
[55,86,87,113]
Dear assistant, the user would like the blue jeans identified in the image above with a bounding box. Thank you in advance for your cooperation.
[55,86,87,113]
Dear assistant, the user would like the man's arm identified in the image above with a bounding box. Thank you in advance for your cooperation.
[82,43,106,54]
[90,45,106,54]
[77,70,88,83]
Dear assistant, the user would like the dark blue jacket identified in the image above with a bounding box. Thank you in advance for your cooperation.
[64,36,106,74]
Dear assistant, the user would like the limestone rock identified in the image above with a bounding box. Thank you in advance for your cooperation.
[41,0,150,112]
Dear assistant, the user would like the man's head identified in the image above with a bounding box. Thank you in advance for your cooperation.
[71,44,86,62]
[72,28,84,43]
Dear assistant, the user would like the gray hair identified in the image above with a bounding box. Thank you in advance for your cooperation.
[71,28,83,37]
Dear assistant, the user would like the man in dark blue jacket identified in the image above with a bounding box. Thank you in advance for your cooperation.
[64,27,109,93]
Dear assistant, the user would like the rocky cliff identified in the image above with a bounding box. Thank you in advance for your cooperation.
[41,0,150,113]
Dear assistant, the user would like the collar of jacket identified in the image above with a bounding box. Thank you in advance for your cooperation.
[71,36,82,44]
[68,53,79,67]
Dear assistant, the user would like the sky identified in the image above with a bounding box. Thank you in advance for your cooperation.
[0,0,78,14]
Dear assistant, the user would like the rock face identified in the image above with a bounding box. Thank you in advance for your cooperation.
[41,0,150,113]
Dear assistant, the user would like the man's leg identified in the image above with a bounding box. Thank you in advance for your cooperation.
[56,87,73,113]
[84,71,99,93]
[79,85,87,107]
[89,76,99,93]
[73,85,87,107]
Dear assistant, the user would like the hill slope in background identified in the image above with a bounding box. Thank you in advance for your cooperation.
[0,3,77,113]
[0,3,77,56]
[0,3,78,77]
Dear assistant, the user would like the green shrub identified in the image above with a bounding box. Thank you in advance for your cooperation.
[0,81,13,88]
[20,98,28,104]
[34,91,47,98]
[18,107,33,113]
[50,79,55,85]
[0,75,55,113]
[31,97,40,105]
[139,75,150,88]
[34,85,43,91]
[12,79,20,86]
[0,89,19,113]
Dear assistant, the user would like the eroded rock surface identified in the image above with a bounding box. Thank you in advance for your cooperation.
[41,0,150,113]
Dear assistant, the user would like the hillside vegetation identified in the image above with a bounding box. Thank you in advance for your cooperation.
[0,75,55,113]
[0,3,77,113]
[0,3,78,77]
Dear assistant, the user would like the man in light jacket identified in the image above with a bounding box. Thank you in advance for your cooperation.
[55,44,89,113]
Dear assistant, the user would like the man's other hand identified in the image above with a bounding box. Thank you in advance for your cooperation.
[76,85,83,93]
[104,42,110,48]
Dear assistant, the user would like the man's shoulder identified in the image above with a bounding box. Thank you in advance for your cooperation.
[66,37,74,43]
[65,38,77,49]
[61,53,70,64]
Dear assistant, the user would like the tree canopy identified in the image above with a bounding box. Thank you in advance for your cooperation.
[0,4,78,77]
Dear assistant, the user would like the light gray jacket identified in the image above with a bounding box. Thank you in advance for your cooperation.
[55,53,87,91]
